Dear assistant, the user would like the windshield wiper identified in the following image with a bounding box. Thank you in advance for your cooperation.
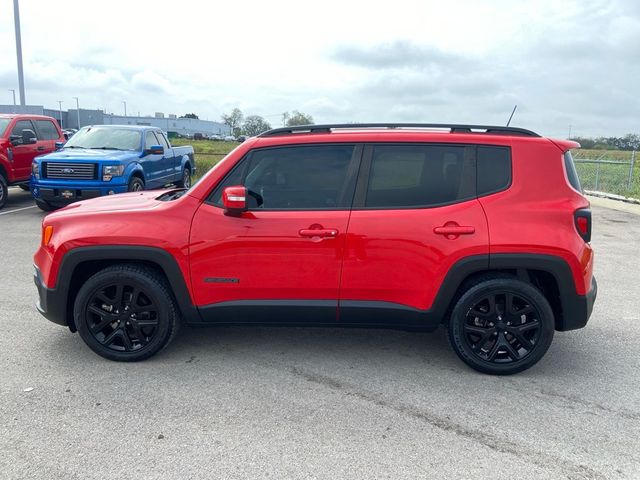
[89,147,125,151]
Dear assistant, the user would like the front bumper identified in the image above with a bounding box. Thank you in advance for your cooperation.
[557,276,597,331]
[34,266,70,329]
[31,182,128,206]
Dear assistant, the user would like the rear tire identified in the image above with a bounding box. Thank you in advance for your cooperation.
[74,264,180,362]
[0,173,7,210]
[128,176,144,192]
[35,199,56,212]
[177,168,191,189]
[448,278,555,375]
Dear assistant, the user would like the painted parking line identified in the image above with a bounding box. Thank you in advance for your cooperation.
[0,205,37,216]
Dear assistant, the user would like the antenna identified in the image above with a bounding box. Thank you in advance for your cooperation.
[506,105,518,126]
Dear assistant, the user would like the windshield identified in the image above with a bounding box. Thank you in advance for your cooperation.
[64,127,142,151]
[0,118,11,137]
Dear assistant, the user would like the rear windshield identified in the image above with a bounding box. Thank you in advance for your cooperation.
[564,151,582,192]
[0,118,11,137]
[64,127,142,151]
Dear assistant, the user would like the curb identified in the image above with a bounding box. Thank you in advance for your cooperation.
[585,190,640,205]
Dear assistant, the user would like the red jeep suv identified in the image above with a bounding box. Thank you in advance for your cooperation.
[33,124,596,374]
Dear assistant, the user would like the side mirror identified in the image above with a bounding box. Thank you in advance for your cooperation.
[21,129,37,145]
[55,141,65,150]
[222,185,248,215]
[145,144,164,155]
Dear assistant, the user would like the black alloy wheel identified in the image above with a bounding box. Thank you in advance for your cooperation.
[74,265,179,361]
[448,278,554,375]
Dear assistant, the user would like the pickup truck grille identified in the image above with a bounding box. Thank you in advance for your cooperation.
[43,162,98,180]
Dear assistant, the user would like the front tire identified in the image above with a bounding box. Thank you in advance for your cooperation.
[74,265,180,361]
[35,199,56,212]
[0,173,7,210]
[448,278,555,375]
[128,176,144,192]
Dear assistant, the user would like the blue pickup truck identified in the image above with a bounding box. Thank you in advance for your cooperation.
[30,125,195,211]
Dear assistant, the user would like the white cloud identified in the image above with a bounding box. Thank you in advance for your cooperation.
[0,0,638,136]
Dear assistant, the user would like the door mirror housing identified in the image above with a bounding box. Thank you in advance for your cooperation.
[222,185,248,215]
[10,129,37,146]
[145,144,164,156]
[21,129,37,145]
[55,141,65,150]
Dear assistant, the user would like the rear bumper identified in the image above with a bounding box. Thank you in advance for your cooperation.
[557,276,597,331]
[34,266,69,328]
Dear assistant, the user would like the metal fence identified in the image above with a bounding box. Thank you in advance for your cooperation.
[573,150,637,198]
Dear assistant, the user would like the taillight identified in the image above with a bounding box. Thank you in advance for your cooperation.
[575,209,591,242]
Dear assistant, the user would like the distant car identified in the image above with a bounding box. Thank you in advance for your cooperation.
[209,134,222,141]
[237,135,249,142]
[63,129,77,139]
[193,133,204,140]
[223,135,236,142]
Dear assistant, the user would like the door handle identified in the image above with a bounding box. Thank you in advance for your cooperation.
[37,146,45,151]
[299,228,338,238]
[434,223,475,239]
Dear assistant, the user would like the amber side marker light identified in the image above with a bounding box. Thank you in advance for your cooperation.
[42,225,54,246]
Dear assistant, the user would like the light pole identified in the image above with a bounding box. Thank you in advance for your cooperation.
[13,0,26,105]
[73,96,80,129]
[8,89,16,106]
[57,100,63,128]
[122,101,127,117]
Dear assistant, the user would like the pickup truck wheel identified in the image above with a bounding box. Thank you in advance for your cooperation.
[448,278,554,375]
[74,265,180,361]
[35,199,56,212]
[128,177,144,192]
[177,168,191,189]
[0,173,7,209]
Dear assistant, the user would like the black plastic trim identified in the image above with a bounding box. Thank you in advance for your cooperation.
[197,300,337,324]
[34,246,201,330]
[489,253,596,331]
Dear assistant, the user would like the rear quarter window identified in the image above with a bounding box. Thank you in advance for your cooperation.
[477,146,512,196]
[564,151,582,192]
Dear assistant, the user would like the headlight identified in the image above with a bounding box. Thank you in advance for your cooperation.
[102,165,124,181]
[32,162,39,179]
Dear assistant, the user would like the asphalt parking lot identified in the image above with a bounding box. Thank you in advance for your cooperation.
[1,187,639,480]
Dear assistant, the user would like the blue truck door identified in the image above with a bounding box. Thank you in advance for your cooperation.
[155,131,178,182]
[143,130,165,187]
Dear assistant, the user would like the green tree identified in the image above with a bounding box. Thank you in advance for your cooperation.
[242,115,272,136]
[283,110,314,126]
[221,108,244,137]
[180,113,199,119]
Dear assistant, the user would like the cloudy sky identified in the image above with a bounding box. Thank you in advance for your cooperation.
[1,0,638,137]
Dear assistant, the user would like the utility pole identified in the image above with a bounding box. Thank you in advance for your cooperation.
[122,101,127,116]
[73,97,80,128]
[13,0,26,105]
[568,125,572,139]
[57,100,63,128]
[9,89,16,106]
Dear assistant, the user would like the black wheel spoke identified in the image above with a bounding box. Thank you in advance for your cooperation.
[463,290,542,365]
[85,280,161,353]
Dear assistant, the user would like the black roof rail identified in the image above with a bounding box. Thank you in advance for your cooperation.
[259,123,540,137]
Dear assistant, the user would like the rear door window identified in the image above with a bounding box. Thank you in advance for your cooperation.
[34,120,60,140]
[363,144,475,208]
[476,146,512,196]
